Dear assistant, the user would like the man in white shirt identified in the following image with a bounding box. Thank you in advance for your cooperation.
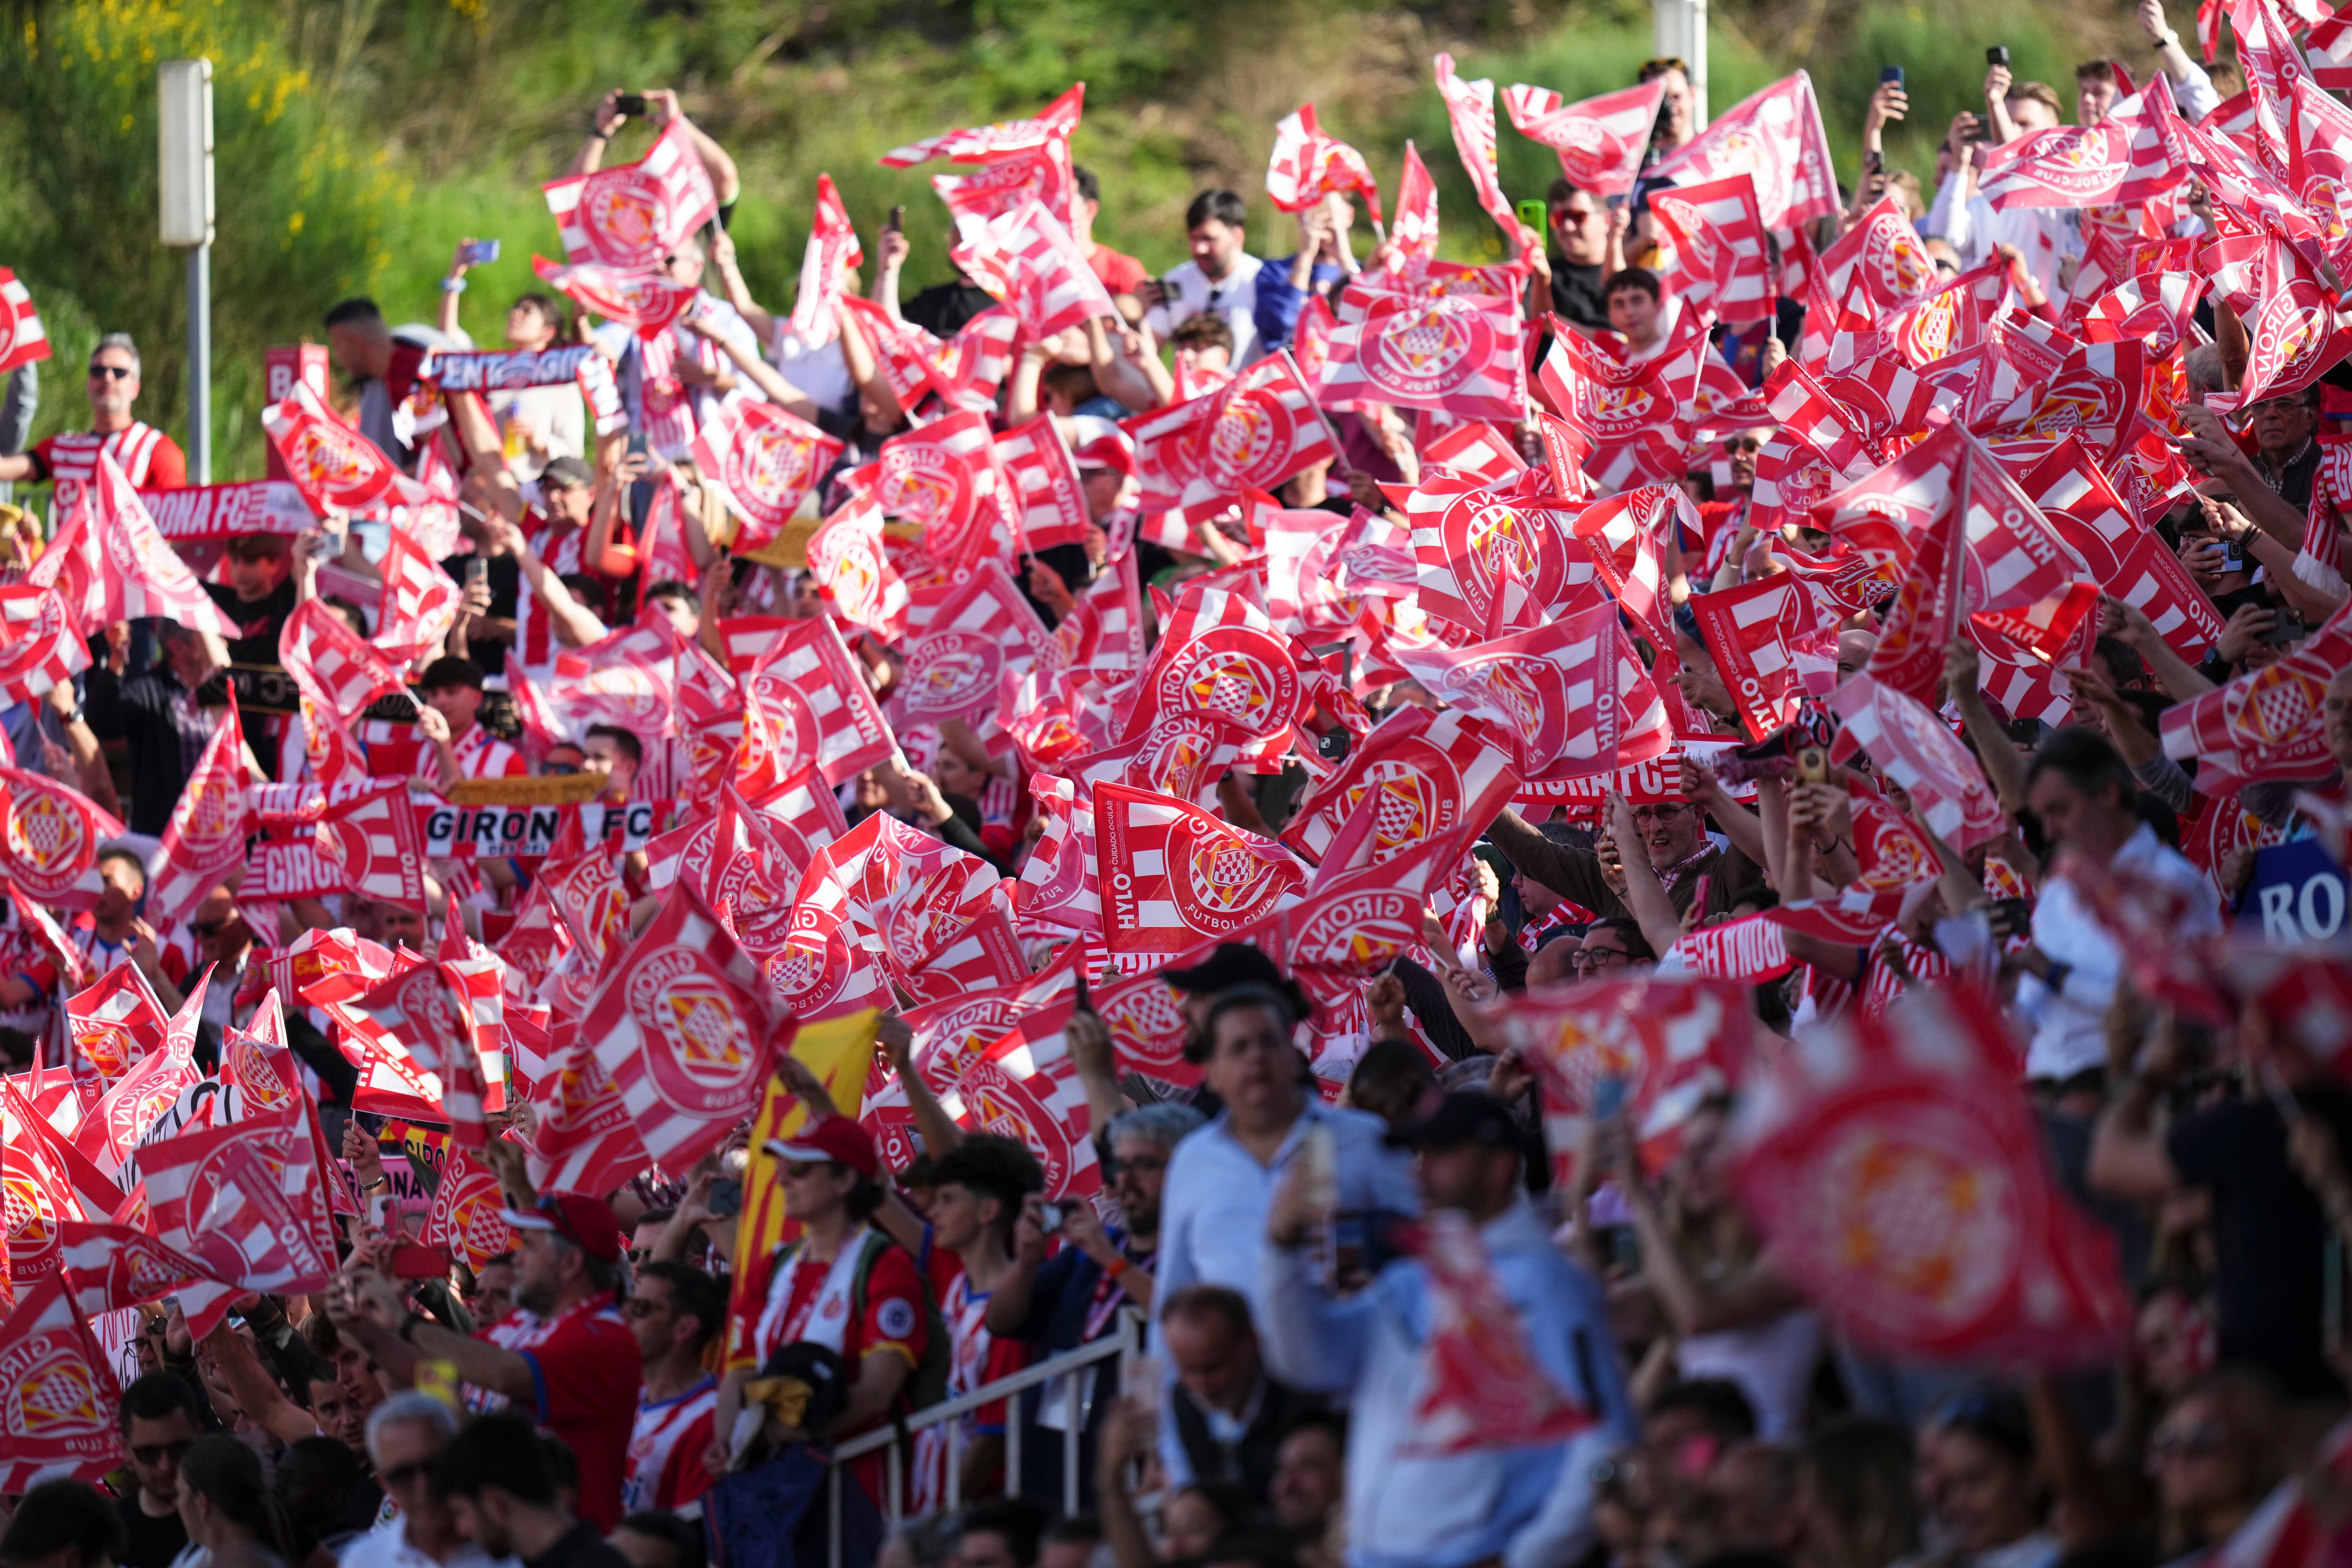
[2134,0,2224,122]
[2016,728,2220,1085]
[1141,190,1268,367]
[1923,70,2078,296]
[342,1393,513,1568]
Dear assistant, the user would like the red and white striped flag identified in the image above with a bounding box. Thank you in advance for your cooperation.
[74,971,207,1178]
[1127,353,1338,532]
[532,255,702,338]
[1979,80,2183,208]
[0,767,118,911]
[1973,339,2145,466]
[146,696,253,932]
[0,586,90,708]
[1829,674,2008,848]
[1396,470,1587,641]
[1433,55,1538,249]
[893,560,1058,733]
[882,83,1085,168]
[1532,312,1706,490]
[1281,706,1521,865]
[1573,486,1682,643]
[1502,79,1665,199]
[1123,583,1305,757]
[1016,773,1101,933]
[1391,142,1441,264]
[1267,103,1385,224]
[689,397,845,556]
[71,454,239,636]
[1321,289,1525,421]
[930,306,1023,413]
[951,199,1119,340]
[804,489,908,643]
[880,407,1004,570]
[730,616,898,784]
[143,1105,335,1340]
[789,173,863,346]
[1646,72,1840,232]
[280,599,409,726]
[261,381,431,518]
[1688,573,1836,742]
[2233,229,2352,403]
[64,964,165,1082]
[0,1270,123,1484]
[1395,599,1626,778]
[1650,175,1773,324]
[2078,271,2203,355]
[2308,4,2352,87]
[1095,781,1307,956]
[994,416,1090,552]
[0,269,52,377]
[542,119,718,271]
[373,525,462,663]
[1810,195,1941,316]
[1419,421,1528,484]
[839,295,944,408]
[2161,596,2352,790]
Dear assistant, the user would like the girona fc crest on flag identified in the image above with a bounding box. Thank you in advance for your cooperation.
[1281,707,1521,864]
[1095,783,1307,955]
[1401,1209,1598,1455]
[1502,79,1665,199]
[1323,291,1523,421]
[0,1270,122,1478]
[261,382,428,518]
[1126,586,1303,750]
[65,965,166,1082]
[689,399,846,555]
[880,409,1000,567]
[426,1148,514,1275]
[0,768,119,909]
[1092,973,1198,1083]
[542,119,719,271]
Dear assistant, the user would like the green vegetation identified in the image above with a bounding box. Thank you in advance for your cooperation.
[0,0,2133,479]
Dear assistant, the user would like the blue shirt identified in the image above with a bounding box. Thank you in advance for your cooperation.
[1252,254,1350,353]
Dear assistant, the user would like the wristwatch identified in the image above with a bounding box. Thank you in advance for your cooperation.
[441,278,467,294]
[60,707,85,727]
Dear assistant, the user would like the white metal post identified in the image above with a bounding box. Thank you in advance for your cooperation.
[1653,0,1709,129]
[158,59,214,483]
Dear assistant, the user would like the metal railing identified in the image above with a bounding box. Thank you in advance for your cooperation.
[824,1312,1147,1565]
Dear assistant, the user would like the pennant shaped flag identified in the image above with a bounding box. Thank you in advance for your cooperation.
[1645,72,1841,231]
[542,119,719,270]
[1095,782,1307,956]
[0,1270,123,1481]
[789,173,864,345]
[1650,175,1773,323]
[261,382,431,519]
[688,398,846,556]
[0,768,121,910]
[1267,103,1385,223]
[0,269,53,377]
[146,697,253,931]
[1432,54,1538,249]
[1502,79,1665,199]
[281,599,410,725]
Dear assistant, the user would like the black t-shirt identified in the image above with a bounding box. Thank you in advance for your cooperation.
[440,550,521,677]
[901,279,1000,339]
[2167,1082,2352,1397]
[526,1520,637,1568]
[1550,259,1611,332]
[204,576,298,669]
[116,1492,189,1568]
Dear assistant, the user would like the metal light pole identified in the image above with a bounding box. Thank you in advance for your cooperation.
[158,59,214,483]
[1654,0,1709,129]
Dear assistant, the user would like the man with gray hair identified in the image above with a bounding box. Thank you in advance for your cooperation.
[0,331,185,513]
[341,1393,508,1568]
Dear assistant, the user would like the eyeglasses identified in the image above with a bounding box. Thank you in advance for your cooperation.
[133,1440,193,1465]
[1723,438,1763,454]
[379,1460,432,1488]
[88,365,135,381]
[1640,56,1689,78]
[1114,1154,1168,1175]
[189,919,228,938]
[1630,804,1691,824]
[1584,946,1635,967]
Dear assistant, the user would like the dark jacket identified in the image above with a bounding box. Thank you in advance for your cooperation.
[1170,1370,1326,1505]
[1486,808,1764,923]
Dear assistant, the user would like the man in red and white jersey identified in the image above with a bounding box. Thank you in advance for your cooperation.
[337,1187,643,1532]
[621,1260,723,1515]
[508,455,622,680]
[411,655,526,793]
[0,334,186,513]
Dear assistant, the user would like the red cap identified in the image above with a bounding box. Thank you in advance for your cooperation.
[764,1115,882,1179]
[500,1193,628,1263]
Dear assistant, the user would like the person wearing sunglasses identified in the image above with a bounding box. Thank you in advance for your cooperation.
[115,1372,205,1568]
[333,1394,467,1568]
[0,332,186,516]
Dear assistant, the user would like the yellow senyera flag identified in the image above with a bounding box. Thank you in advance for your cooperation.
[725,1011,880,1364]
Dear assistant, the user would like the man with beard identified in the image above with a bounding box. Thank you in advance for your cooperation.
[431,1411,630,1568]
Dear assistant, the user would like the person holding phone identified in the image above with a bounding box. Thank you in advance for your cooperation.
[437,240,585,488]
[1139,190,1269,367]
[572,88,740,221]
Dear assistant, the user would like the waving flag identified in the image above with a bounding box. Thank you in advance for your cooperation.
[880,408,1003,570]
[0,1270,123,1483]
[143,1106,335,1340]
[1730,983,2132,1367]
[1124,584,1303,756]
[1533,312,1705,490]
[1688,573,1834,742]
[0,769,119,911]
[893,560,1057,732]
[1829,673,2008,848]
[1321,290,1525,421]
[1979,83,2182,209]
[0,586,91,709]
[374,525,463,663]
[1398,473,1586,637]
[994,416,1091,553]
[689,398,845,557]
[1646,72,1839,232]
[261,382,430,519]
[1402,1209,1600,1455]
[882,84,1085,168]
[542,119,718,271]
[2161,597,2352,790]
[0,270,52,376]
[1267,103,1385,223]
[1502,79,1665,199]
[1282,707,1520,865]
[951,200,1119,340]
[1395,599,1626,779]
[788,173,863,345]
[1433,55,1538,249]
[532,256,701,337]
[1391,142,1441,263]
[1650,175,1773,323]
[803,490,908,643]
[1128,352,1338,533]
[146,696,253,931]
[281,599,410,725]
[67,455,240,636]
[64,965,166,1083]
[1095,782,1307,956]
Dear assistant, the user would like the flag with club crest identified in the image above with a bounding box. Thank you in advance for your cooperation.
[1729,983,2132,1367]
[1399,1208,1602,1455]
[0,1270,123,1484]
[281,599,410,725]
[56,1221,203,1317]
[261,382,431,519]
[1829,673,2009,848]
[728,617,896,787]
[374,525,464,663]
[804,489,908,643]
[527,1041,655,1198]
[789,174,863,345]
[994,416,1090,553]
[881,408,1005,570]
[1128,353,1338,533]
[1810,194,1942,318]
[1280,706,1521,866]
[587,882,787,1176]
[0,768,120,910]
[1572,485,1682,644]
[1532,312,1706,490]
[689,398,846,557]
[1250,489,1355,639]
[1502,79,1665,198]
[1320,289,1524,421]
[1645,72,1840,231]
[1398,473,1587,638]
[360,961,493,1151]
[423,1145,515,1276]
[1979,81,2183,209]
[893,560,1058,732]
[142,1104,335,1340]
[1095,782,1307,956]
[532,255,702,337]
[950,200,1119,341]
[1394,599,1627,779]
[882,84,1086,169]
[1432,55,1538,249]
[2161,596,2352,790]
[1016,774,1101,934]
[1266,103,1384,223]
[1,1080,87,1300]
[0,270,51,376]
[542,119,718,271]
[64,964,166,1083]
[1123,584,1304,758]
[1649,175,1773,323]
[1390,142,1441,264]
[2233,229,2352,403]
[1272,820,1473,978]
[55,455,241,636]
[0,587,90,708]
[2078,272,2204,356]
[146,696,254,932]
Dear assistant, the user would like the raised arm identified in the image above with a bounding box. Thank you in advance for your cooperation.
[1943,637,2031,816]
[707,226,777,346]
[501,521,607,648]
[679,314,821,422]
[1606,790,1686,962]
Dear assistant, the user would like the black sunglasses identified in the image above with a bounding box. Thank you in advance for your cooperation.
[189,919,228,938]
[133,1440,193,1465]
[89,365,134,381]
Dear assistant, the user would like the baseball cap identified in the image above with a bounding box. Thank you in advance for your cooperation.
[1066,416,1138,478]
[1391,1091,1521,1152]
[763,1115,882,1179]
[540,455,596,491]
[500,1192,628,1263]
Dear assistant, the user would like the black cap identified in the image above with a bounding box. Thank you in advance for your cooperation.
[540,454,595,490]
[1391,1090,1520,1151]
[1164,943,1313,1025]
